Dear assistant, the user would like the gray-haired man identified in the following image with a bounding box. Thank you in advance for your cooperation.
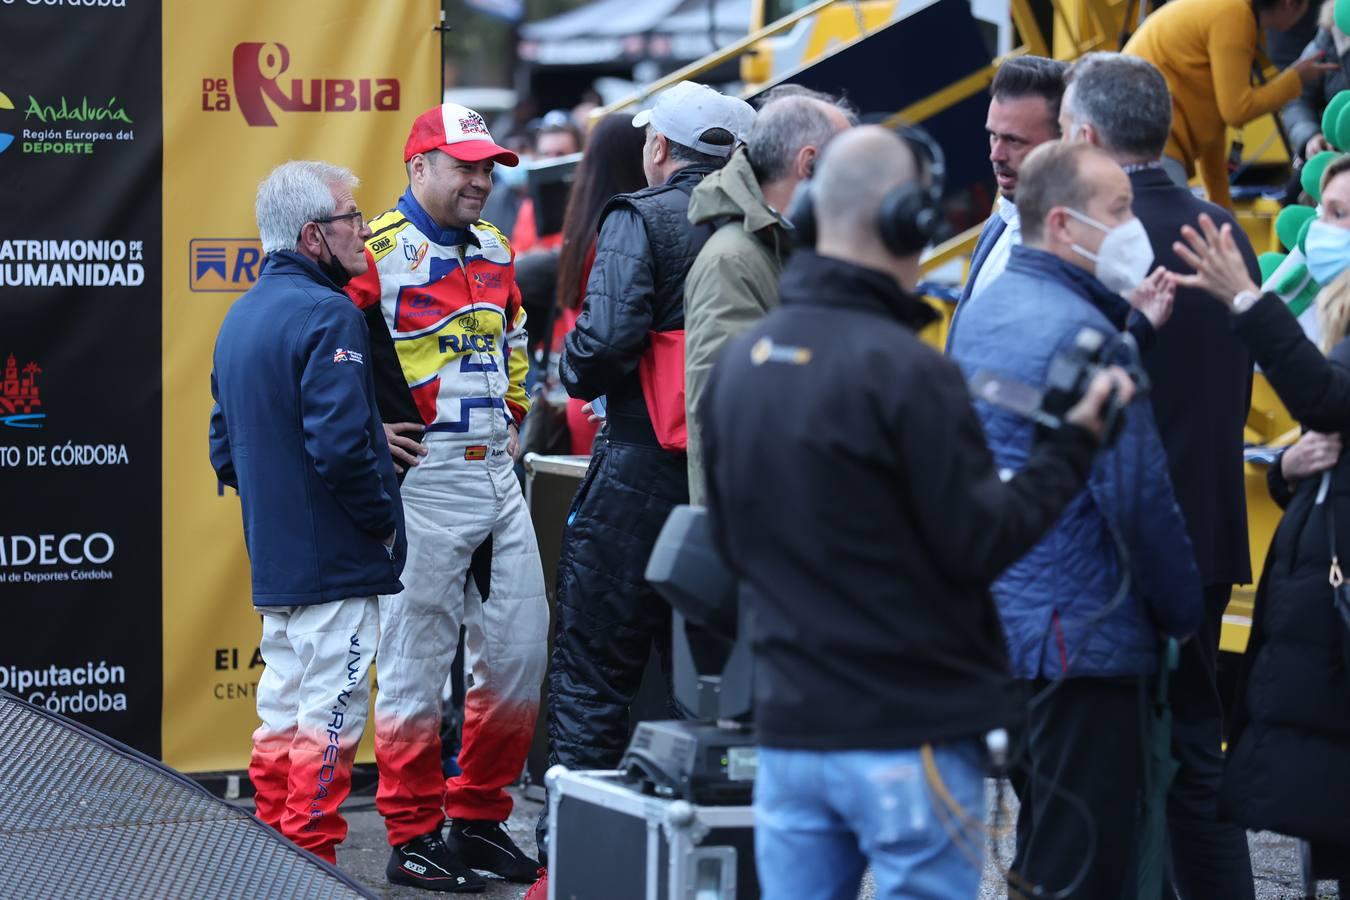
[684,92,854,504]
[209,160,404,864]
[1061,51,1260,900]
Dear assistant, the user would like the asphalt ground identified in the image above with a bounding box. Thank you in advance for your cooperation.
[320,783,1334,900]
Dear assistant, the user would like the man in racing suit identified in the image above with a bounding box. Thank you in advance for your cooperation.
[346,102,547,892]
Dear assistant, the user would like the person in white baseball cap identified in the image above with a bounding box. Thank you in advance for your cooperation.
[528,82,757,894]
[632,81,756,186]
[633,81,755,146]
[631,82,761,186]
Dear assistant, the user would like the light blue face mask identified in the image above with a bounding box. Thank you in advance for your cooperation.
[495,163,529,191]
[1306,219,1350,286]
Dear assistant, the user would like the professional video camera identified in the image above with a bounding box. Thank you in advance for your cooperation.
[525,151,581,236]
[968,326,1141,445]
[544,509,758,900]
[618,505,757,805]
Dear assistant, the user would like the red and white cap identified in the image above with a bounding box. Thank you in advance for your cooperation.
[404,102,520,166]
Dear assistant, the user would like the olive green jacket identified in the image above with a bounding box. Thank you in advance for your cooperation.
[684,148,792,504]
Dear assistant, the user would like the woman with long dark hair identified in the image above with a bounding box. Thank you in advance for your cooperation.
[549,113,647,454]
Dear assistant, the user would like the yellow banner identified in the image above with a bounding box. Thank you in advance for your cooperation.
[161,1,440,772]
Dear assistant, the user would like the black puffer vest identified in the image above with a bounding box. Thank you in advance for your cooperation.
[599,164,714,446]
[601,164,715,332]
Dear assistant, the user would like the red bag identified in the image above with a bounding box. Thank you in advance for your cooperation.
[638,329,687,451]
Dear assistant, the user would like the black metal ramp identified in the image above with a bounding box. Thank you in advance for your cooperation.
[0,690,376,900]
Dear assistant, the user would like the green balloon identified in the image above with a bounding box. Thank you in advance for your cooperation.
[1276,204,1316,251]
[1302,151,1340,201]
[1298,217,1315,253]
[1334,103,1350,156]
[1338,0,1350,41]
[1323,91,1350,148]
[1258,251,1287,282]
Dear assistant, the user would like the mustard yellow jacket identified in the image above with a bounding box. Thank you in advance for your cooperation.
[1125,0,1301,208]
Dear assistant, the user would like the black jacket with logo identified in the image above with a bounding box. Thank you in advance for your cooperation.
[702,251,1099,750]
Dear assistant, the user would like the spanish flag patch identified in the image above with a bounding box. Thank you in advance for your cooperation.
[464,445,488,461]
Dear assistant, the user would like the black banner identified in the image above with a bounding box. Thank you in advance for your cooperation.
[0,1,163,756]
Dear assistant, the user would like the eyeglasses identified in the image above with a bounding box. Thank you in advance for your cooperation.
[313,209,365,230]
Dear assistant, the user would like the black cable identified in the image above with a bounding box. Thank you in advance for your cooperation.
[1027,329,1148,711]
[1005,329,1153,897]
[1003,756,1101,900]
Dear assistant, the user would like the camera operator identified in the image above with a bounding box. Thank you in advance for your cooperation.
[949,140,1203,897]
[700,126,1135,900]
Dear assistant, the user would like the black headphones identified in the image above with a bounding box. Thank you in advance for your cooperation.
[787,121,948,256]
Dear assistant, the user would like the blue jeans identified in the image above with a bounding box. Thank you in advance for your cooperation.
[755,742,986,900]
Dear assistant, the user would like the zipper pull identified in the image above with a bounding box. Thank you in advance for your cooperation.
[1332,555,1344,589]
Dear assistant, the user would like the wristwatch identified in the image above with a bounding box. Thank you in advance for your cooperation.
[1232,289,1261,313]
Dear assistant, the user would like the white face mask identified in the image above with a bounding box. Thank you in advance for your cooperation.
[1064,207,1154,296]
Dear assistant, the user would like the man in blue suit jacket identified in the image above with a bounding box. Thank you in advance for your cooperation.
[1060,52,1261,900]
[210,160,405,864]
[949,141,1202,898]
[958,56,1067,307]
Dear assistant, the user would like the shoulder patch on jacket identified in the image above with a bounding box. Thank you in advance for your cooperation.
[470,221,513,265]
[474,220,512,256]
[366,211,408,262]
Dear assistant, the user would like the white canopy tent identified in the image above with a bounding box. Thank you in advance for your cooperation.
[518,0,751,66]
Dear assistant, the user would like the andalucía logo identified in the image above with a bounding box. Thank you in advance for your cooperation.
[0,92,13,154]
[0,353,44,429]
[24,95,132,126]
[202,42,400,127]
[9,91,135,156]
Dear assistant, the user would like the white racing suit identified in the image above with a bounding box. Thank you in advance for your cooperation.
[347,190,548,845]
[251,597,379,863]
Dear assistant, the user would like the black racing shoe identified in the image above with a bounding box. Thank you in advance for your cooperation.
[387,829,486,893]
[448,818,541,884]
